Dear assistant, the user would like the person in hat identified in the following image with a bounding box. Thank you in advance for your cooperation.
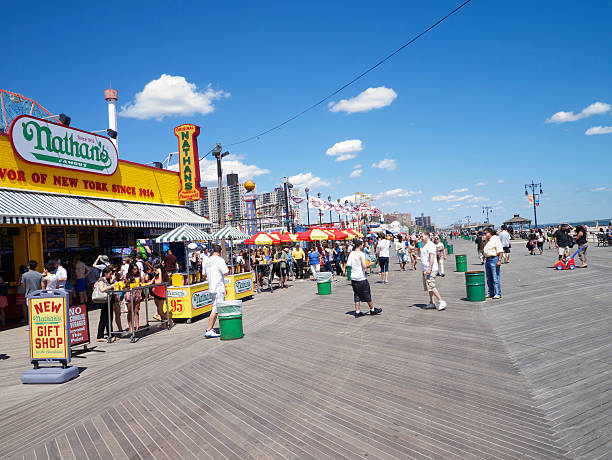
[93,254,111,276]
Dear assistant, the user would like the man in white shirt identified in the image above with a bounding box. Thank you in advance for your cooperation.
[483,228,504,299]
[203,244,229,338]
[498,225,511,264]
[420,234,447,310]
[376,234,391,284]
[200,247,210,276]
[53,259,68,290]
[347,239,382,318]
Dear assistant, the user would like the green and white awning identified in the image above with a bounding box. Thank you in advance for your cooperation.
[212,226,251,240]
[154,224,213,243]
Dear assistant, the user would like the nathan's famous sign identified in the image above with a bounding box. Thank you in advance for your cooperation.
[174,124,203,201]
[9,115,118,175]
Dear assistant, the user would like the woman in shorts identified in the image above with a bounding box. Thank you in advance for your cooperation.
[149,263,172,327]
[122,263,143,333]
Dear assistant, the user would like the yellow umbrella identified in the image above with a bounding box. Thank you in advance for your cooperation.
[253,233,274,245]
[298,228,329,241]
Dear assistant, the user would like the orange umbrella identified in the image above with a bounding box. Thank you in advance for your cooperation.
[298,228,329,241]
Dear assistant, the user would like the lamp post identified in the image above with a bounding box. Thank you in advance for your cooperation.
[344,200,349,227]
[212,143,229,258]
[482,206,493,224]
[317,193,322,225]
[336,199,341,225]
[281,177,292,232]
[305,187,311,227]
[525,180,543,229]
[328,195,333,225]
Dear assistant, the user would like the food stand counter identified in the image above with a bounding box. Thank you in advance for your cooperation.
[165,270,254,322]
[225,270,255,300]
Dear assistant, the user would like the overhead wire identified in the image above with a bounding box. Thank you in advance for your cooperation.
[224,0,473,147]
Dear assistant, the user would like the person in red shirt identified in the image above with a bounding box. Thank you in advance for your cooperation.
[162,250,178,274]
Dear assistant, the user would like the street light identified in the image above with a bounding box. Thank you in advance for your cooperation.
[525,180,543,229]
[317,193,322,225]
[212,143,229,258]
[482,206,493,224]
[281,177,292,232]
[344,200,349,227]
[305,187,311,226]
[328,195,333,225]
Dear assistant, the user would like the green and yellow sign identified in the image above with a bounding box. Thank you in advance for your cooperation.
[174,124,203,201]
[9,115,118,175]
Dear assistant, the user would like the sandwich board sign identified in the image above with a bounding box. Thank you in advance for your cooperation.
[22,289,79,384]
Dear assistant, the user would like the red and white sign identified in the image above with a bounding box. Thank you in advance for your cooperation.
[69,304,90,347]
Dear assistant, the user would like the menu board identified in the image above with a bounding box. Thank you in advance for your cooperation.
[45,227,65,250]
[78,228,95,248]
[65,228,79,248]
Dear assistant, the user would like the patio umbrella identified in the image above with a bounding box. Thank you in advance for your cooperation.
[325,228,347,240]
[343,229,361,239]
[252,233,275,245]
[298,228,329,241]
[279,232,298,243]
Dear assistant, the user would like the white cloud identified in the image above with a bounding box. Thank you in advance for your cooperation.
[432,194,489,203]
[432,194,472,202]
[168,155,269,186]
[289,172,331,189]
[349,169,363,178]
[496,179,504,184]
[475,182,486,187]
[372,159,397,171]
[590,186,611,192]
[374,188,422,200]
[353,164,362,169]
[325,139,363,162]
[329,86,397,114]
[120,74,229,120]
[546,101,610,123]
[450,188,468,193]
[585,126,612,135]
[379,201,398,207]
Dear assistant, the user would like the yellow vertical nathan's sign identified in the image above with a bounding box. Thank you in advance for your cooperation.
[174,124,203,201]
[29,296,69,361]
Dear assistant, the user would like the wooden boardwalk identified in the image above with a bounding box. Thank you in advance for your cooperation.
[0,238,609,459]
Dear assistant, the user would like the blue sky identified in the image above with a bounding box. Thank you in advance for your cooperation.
[3,1,612,226]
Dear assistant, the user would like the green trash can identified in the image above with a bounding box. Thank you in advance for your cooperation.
[465,271,486,301]
[346,265,351,281]
[455,254,468,272]
[217,300,244,340]
[316,272,332,295]
[447,244,454,255]
[443,240,448,249]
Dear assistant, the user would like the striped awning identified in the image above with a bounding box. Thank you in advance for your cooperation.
[87,198,211,229]
[0,189,211,228]
[154,224,213,243]
[0,189,114,226]
[212,226,251,240]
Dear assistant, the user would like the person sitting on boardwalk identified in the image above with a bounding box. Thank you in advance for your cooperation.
[420,233,447,311]
[347,239,382,318]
